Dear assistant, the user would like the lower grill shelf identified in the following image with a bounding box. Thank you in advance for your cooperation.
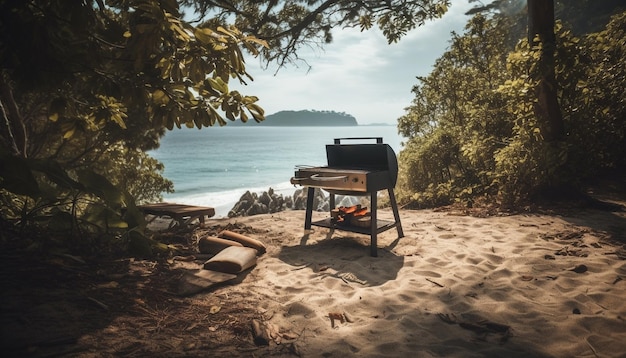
[311,218,399,235]
[302,186,403,257]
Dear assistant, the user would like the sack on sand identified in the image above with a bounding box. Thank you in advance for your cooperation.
[198,236,243,255]
[218,230,267,255]
[203,246,258,274]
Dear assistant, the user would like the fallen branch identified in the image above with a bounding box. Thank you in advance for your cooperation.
[586,337,600,358]
[426,278,444,287]
[86,296,109,310]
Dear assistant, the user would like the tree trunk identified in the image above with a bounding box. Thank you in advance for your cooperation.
[527,0,565,142]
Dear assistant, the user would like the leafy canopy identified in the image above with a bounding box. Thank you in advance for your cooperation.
[0,0,451,254]
[182,0,451,68]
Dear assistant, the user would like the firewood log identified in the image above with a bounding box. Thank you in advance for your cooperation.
[218,230,266,255]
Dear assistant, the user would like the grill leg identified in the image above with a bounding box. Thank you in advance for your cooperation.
[370,192,378,257]
[388,188,404,238]
[304,187,314,230]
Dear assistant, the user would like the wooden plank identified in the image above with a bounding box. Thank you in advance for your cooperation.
[137,202,215,227]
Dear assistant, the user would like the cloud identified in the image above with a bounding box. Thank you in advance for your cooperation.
[235,0,473,124]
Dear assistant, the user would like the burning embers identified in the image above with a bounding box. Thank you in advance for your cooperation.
[331,205,371,227]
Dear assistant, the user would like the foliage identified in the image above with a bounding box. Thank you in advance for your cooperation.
[397,14,513,207]
[562,11,626,176]
[1,0,450,255]
[1,0,266,254]
[182,0,451,68]
[397,10,626,208]
[494,12,625,203]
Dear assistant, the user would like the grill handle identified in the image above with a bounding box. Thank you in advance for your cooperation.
[290,177,306,185]
[334,137,383,144]
[309,173,348,181]
[290,174,348,186]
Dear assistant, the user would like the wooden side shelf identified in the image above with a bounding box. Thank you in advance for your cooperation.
[137,202,215,228]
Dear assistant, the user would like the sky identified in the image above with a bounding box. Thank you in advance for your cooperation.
[235,0,476,125]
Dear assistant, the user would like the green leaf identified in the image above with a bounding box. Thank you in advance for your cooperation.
[153,89,170,105]
[77,169,124,206]
[82,204,129,229]
[208,77,228,94]
[195,28,217,45]
[246,103,265,122]
[30,159,82,190]
[111,113,127,129]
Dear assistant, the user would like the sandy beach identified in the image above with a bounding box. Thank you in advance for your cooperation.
[3,196,625,358]
[165,199,626,357]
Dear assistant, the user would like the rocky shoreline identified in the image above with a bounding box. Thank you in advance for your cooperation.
[227,187,366,217]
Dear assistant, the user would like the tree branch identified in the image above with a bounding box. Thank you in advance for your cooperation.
[0,72,27,157]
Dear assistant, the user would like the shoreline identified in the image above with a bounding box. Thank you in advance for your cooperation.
[161,184,300,218]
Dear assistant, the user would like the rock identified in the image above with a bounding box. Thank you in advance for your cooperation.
[293,190,307,210]
[228,190,257,217]
[259,191,272,206]
[246,202,266,216]
[337,195,360,207]
[269,194,284,213]
[291,187,328,211]
[569,264,588,273]
[285,196,293,209]
[312,188,326,210]
[228,186,336,217]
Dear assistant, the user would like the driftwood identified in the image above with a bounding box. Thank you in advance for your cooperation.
[251,319,286,346]
[203,246,258,274]
[219,230,267,255]
[251,319,271,345]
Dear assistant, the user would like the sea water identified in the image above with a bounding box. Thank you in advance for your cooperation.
[149,125,404,217]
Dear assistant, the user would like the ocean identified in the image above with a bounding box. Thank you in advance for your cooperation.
[149,125,405,218]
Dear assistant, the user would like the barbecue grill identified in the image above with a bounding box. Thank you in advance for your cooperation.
[290,137,404,256]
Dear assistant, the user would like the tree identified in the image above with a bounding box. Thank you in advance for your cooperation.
[0,0,450,252]
[397,2,626,207]
[527,0,564,142]
[468,0,624,144]
[466,0,564,142]
[397,14,514,207]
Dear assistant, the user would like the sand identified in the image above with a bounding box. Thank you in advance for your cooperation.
[187,203,626,357]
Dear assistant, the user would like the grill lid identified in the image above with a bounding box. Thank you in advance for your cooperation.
[325,137,398,187]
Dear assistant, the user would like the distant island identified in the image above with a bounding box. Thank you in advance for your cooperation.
[362,122,395,126]
[235,109,358,126]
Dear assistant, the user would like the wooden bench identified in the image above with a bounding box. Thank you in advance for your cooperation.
[137,202,215,228]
